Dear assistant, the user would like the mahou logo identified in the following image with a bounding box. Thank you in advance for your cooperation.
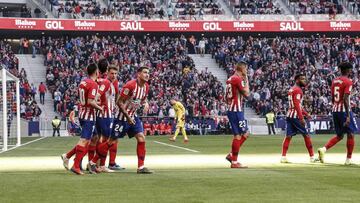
[169,22,190,31]
[74,21,96,30]
[15,19,36,29]
[233,22,254,31]
[330,22,351,31]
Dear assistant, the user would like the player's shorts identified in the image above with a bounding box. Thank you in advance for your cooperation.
[227,111,248,135]
[176,115,185,128]
[111,116,144,139]
[96,117,114,137]
[286,117,308,136]
[333,112,358,137]
[79,119,96,140]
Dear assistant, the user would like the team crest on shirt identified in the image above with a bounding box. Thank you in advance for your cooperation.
[123,88,130,95]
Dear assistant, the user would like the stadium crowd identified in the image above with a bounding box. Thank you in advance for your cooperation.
[209,35,360,117]
[0,40,42,121]
[289,0,343,16]
[40,35,225,120]
[233,0,282,15]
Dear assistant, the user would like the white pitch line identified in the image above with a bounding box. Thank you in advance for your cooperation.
[0,137,47,154]
[153,141,200,153]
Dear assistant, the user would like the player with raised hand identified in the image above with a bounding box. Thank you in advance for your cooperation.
[280,73,316,163]
[61,63,103,175]
[169,99,188,143]
[87,59,117,174]
[112,66,152,174]
[225,62,250,169]
[318,62,358,165]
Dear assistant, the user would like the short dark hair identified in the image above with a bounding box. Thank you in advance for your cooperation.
[137,66,149,73]
[98,58,108,74]
[338,61,352,73]
[294,73,305,81]
[87,63,98,76]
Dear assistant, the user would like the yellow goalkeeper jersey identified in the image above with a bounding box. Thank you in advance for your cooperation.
[173,101,185,117]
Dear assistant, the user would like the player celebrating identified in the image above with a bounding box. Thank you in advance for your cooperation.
[61,63,103,175]
[169,99,188,143]
[112,66,152,174]
[224,62,249,169]
[88,60,117,173]
[318,62,358,165]
[280,73,316,163]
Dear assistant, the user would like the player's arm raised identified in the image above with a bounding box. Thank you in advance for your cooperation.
[239,77,250,99]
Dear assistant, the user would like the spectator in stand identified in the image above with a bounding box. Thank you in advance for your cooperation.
[38,82,47,105]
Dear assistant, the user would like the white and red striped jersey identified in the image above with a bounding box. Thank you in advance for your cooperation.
[287,86,309,120]
[78,78,98,121]
[116,79,149,120]
[331,76,353,112]
[225,74,246,112]
[97,76,116,118]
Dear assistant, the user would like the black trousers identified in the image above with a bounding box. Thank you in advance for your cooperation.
[53,128,60,137]
[267,124,275,135]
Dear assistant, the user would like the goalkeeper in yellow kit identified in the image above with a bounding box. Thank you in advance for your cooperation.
[169,99,189,143]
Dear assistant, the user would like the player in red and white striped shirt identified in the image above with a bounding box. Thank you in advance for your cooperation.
[281,73,315,163]
[62,63,103,175]
[318,62,358,165]
[225,62,250,169]
[112,66,152,174]
[88,60,119,173]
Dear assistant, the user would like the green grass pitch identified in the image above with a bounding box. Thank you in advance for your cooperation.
[1,135,360,203]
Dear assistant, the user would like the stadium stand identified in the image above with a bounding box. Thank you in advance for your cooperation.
[0,40,41,121]
[209,35,360,117]
[41,35,225,119]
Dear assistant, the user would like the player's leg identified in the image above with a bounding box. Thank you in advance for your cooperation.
[171,126,180,141]
[293,118,315,161]
[345,133,355,165]
[318,113,344,163]
[107,119,126,170]
[345,113,357,165]
[226,112,248,168]
[181,127,188,143]
[132,117,152,174]
[70,120,94,175]
[302,134,315,162]
[281,118,294,163]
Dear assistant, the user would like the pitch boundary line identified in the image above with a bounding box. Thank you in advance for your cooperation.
[0,137,47,154]
[153,141,200,153]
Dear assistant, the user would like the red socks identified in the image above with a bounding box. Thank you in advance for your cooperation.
[347,136,355,158]
[231,136,247,162]
[91,141,110,166]
[66,146,76,159]
[137,142,146,168]
[109,143,118,166]
[303,136,314,157]
[282,137,291,156]
[325,136,342,150]
[73,145,88,169]
[88,144,96,162]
